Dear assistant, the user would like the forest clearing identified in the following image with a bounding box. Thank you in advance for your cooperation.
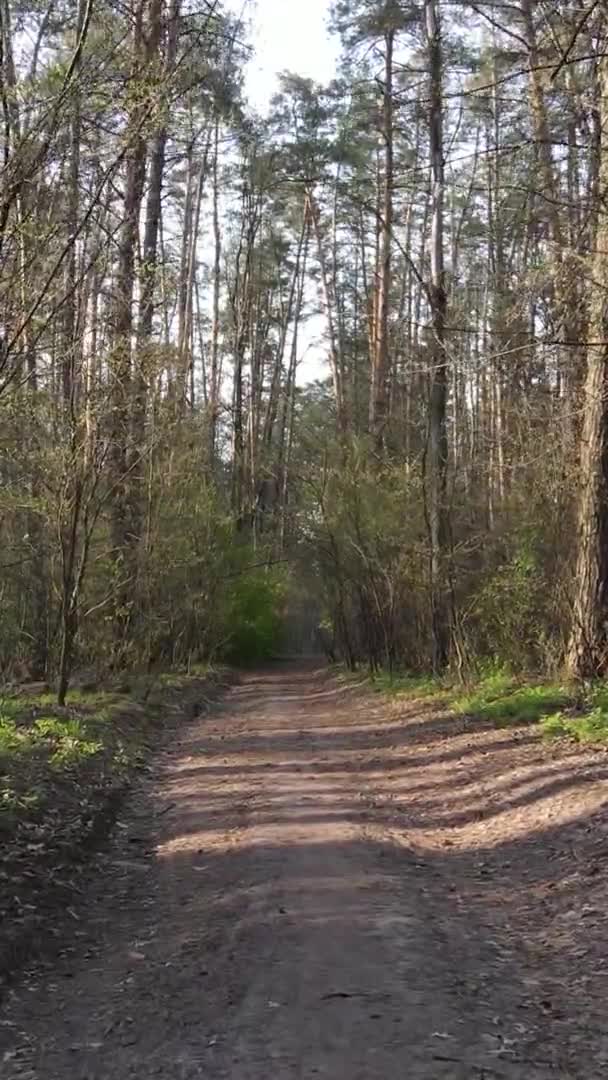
[2,0,608,1074]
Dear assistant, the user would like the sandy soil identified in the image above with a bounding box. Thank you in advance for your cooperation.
[2,662,608,1079]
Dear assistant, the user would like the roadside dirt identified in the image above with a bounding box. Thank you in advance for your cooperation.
[1,663,607,1079]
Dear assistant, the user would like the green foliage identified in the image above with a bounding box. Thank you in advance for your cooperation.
[368,662,576,730]
[542,683,608,744]
[0,667,223,839]
[0,695,114,833]
[299,432,431,671]
[33,716,103,765]
[452,675,571,726]
[464,535,561,673]
[0,696,111,775]
[589,684,608,713]
[542,709,608,743]
[224,569,287,664]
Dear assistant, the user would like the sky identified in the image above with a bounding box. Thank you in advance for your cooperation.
[224,0,339,384]
[232,0,339,113]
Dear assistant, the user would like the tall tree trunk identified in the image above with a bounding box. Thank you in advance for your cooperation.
[369,26,394,448]
[263,208,308,451]
[230,185,258,526]
[307,187,347,435]
[62,0,86,411]
[176,143,195,405]
[208,116,222,463]
[521,0,577,413]
[136,0,179,393]
[109,0,149,650]
[567,24,608,678]
[184,151,207,408]
[279,221,309,554]
[425,0,450,672]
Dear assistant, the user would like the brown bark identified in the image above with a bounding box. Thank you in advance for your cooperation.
[108,0,151,650]
[567,24,608,678]
[176,144,195,403]
[263,208,308,451]
[369,27,394,448]
[137,0,179,351]
[208,116,222,462]
[61,0,86,411]
[279,221,309,553]
[425,0,450,673]
[306,187,347,435]
[521,0,580,417]
[230,184,259,525]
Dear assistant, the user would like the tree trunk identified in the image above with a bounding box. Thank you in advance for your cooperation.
[62,0,86,411]
[567,28,608,678]
[369,27,394,448]
[136,0,179,381]
[109,0,149,652]
[425,0,450,673]
[208,116,222,463]
[307,187,347,435]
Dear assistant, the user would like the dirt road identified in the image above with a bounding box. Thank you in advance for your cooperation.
[2,664,608,1078]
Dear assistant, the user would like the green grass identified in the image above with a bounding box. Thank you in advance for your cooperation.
[0,667,230,980]
[0,711,103,764]
[0,691,131,833]
[369,670,446,699]
[452,675,572,726]
[541,684,608,744]
[0,667,224,840]
[336,666,446,699]
[362,662,597,738]
[343,663,608,746]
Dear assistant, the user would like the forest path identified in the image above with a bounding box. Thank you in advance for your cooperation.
[2,663,608,1079]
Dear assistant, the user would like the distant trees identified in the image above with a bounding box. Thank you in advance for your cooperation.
[300,0,608,675]
[0,0,607,691]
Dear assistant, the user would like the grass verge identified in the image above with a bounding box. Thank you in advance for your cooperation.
[352,664,608,745]
[451,673,572,726]
[367,670,448,700]
[0,666,228,988]
[541,684,608,744]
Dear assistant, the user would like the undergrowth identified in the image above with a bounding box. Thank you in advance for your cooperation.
[359,663,608,745]
[542,684,608,744]
[0,666,228,981]
[451,675,571,726]
[0,667,223,836]
[368,670,446,699]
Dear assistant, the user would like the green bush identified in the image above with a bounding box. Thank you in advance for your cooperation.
[465,535,562,672]
[224,570,287,664]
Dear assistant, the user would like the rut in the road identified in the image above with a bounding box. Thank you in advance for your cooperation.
[2,665,607,1079]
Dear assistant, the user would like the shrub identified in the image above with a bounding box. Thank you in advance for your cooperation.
[224,569,287,664]
[464,534,564,673]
